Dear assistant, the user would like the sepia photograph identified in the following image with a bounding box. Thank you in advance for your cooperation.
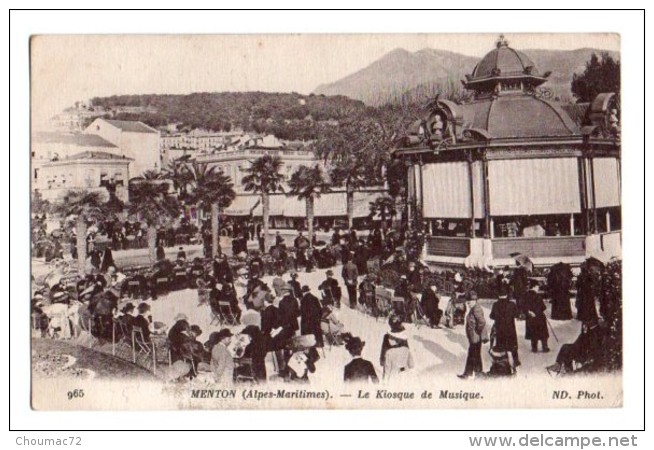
[27,31,625,412]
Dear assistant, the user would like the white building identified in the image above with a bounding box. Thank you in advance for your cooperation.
[84,118,160,177]
[35,151,132,204]
[32,132,121,189]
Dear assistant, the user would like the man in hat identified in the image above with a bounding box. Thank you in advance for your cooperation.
[459,291,488,379]
[489,290,521,367]
[278,284,300,338]
[275,230,284,247]
[420,280,442,328]
[358,275,377,313]
[208,329,234,384]
[342,256,359,309]
[524,280,549,353]
[177,246,187,262]
[288,272,302,300]
[344,336,378,383]
[300,285,324,349]
[319,270,342,308]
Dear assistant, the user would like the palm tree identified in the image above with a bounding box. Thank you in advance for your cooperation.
[288,165,331,245]
[163,157,193,199]
[241,155,285,252]
[134,169,162,181]
[188,168,236,257]
[51,190,108,274]
[127,181,181,264]
[368,194,397,237]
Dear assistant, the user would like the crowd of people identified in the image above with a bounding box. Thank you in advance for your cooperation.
[32,219,623,384]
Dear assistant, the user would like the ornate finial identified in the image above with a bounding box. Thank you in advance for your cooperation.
[496,34,509,48]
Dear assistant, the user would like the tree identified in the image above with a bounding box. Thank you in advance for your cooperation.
[188,167,236,257]
[288,165,331,244]
[127,181,181,264]
[51,190,109,274]
[313,115,388,228]
[241,155,285,252]
[368,195,397,236]
[571,52,620,103]
[163,157,193,200]
[134,169,163,181]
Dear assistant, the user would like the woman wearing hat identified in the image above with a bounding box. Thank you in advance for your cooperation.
[344,336,378,383]
[379,314,414,381]
[208,329,235,384]
[420,280,442,328]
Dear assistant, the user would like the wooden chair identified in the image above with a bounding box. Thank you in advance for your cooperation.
[218,301,239,326]
[131,326,152,363]
[111,317,132,356]
[126,279,142,299]
[154,276,170,297]
[413,299,429,329]
[234,357,257,383]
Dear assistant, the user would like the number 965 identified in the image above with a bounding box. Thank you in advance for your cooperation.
[67,389,84,400]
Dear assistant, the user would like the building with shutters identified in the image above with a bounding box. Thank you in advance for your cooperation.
[393,36,621,268]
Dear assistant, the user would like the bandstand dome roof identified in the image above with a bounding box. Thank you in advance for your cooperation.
[457,95,580,139]
[470,44,540,81]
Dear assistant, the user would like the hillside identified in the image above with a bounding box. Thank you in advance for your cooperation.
[313,47,620,105]
[88,92,366,140]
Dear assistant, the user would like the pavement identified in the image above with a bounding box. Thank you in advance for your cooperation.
[114,263,591,386]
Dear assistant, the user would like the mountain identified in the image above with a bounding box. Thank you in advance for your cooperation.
[314,48,478,106]
[314,47,620,105]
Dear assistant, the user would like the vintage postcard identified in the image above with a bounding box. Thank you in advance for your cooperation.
[29,33,622,410]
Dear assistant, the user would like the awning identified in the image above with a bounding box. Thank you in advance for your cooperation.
[252,195,286,217]
[353,192,385,218]
[315,193,347,217]
[223,195,260,216]
[488,158,581,216]
[422,161,484,218]
[593,158,620,208]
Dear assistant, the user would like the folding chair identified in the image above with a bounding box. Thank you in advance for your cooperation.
[234,357,257,383]
[189,268,204,287]
[208,301,222,326]
[392,296,406,320]
[126,279,142,299]
[151,336,173,375]
[413,299,429,329]
[374,288,392,322]
[173,269,188,291]
[218,301,239,326]
[131,326,153,363]
[154,276,170,297]
[112,317,132,356]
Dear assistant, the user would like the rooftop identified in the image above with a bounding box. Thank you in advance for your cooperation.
[102,119,159,134]
[65,151,133,161]
[34,132,117,148]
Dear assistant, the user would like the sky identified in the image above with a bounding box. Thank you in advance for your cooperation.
[30,33,620,127]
